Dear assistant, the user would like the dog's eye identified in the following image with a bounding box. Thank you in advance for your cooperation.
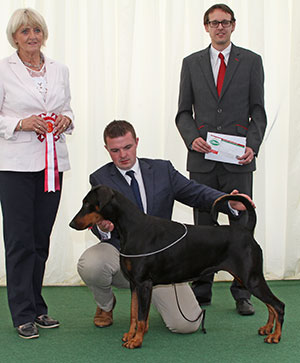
[83,201,99,213]
[83,201,92,209]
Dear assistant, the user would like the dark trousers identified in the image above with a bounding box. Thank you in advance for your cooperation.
[0,170,62,327]
[190,163,252,302]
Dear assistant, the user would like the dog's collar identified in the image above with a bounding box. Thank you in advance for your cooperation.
[119,223,187,258]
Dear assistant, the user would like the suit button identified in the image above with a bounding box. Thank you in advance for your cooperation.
[217,108,222,113]
[217,126,222,131]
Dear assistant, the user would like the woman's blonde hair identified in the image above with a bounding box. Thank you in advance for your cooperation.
[6,8,48,49]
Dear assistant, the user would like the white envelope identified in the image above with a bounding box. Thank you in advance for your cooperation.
[205,132,246,165]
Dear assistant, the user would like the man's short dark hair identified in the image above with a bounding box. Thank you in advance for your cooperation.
[203,3,236,25]
[103,120,137,144]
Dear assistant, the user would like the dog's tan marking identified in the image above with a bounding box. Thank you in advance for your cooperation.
[122,289,149,349]
[122,290,138,344]
[124,259,132,271]
[259,304,282,344]
[73,212,103,229]
[259,304,275,336]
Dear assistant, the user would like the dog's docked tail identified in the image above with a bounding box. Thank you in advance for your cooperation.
[211,194,257,233]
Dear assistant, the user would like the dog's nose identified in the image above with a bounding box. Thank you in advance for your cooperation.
[69,219,78,230]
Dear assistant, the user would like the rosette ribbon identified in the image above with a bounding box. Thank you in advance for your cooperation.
[37,113,60,192]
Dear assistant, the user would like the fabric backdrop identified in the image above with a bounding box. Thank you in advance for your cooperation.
[0,0,299,285]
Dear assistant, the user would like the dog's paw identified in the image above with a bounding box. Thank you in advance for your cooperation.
[264,333,281,344]
[122,337,143,349]
[258,324,273,336]
[122,331,135,342]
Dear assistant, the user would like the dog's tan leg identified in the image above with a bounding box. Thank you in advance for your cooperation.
[123,286,151,349]
[122,290,138,343]
[145,314,149,333]
[266,314,282,343]
[259,304,282,344]
[258,304,275,336]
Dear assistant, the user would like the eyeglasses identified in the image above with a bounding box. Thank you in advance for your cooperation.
[207,20,233,28]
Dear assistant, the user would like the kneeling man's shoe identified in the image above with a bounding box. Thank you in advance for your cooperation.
[17,322,39,339]
[236,299,255,315]
[94,295,116,328]
[35,314,60,328]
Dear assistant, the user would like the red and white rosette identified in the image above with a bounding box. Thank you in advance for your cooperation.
[38,113,60,192]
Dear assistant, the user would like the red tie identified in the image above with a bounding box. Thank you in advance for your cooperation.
[217,53,226,97]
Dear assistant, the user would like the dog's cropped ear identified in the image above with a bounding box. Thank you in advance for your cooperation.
[93,185,121,220]
[93,185,116,212]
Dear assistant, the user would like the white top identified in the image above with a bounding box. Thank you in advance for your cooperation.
[25,64,48,103]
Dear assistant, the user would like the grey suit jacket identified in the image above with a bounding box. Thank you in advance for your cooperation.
[89,158,226,249]
[175,43,267,173]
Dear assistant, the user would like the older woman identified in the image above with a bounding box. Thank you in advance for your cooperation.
[0,8,74,339]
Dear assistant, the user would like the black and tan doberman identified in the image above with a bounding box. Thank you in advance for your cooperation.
[70,185,284,349]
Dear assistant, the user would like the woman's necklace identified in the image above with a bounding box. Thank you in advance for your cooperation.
[20,53,44,69]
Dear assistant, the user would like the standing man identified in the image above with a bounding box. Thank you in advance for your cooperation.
[175,4,267,315]
[77,120,252,333]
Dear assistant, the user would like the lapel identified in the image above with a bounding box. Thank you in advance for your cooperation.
[8,52,45,108]
[109,159,154,214]
[108,164,137,205]
[109,164,130,192]
[139,159,154,214]
[197,46,219,101]
[8,52,59,110]
[44,56,57,110]
[220,43,241,99]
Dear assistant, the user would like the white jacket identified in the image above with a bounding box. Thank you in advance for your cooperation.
[0,52,74,172]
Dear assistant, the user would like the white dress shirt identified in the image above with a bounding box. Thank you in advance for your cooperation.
[210,43,232,85]
[117,158,147,213]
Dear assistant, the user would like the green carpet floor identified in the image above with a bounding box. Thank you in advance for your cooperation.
[0,281,299,363]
